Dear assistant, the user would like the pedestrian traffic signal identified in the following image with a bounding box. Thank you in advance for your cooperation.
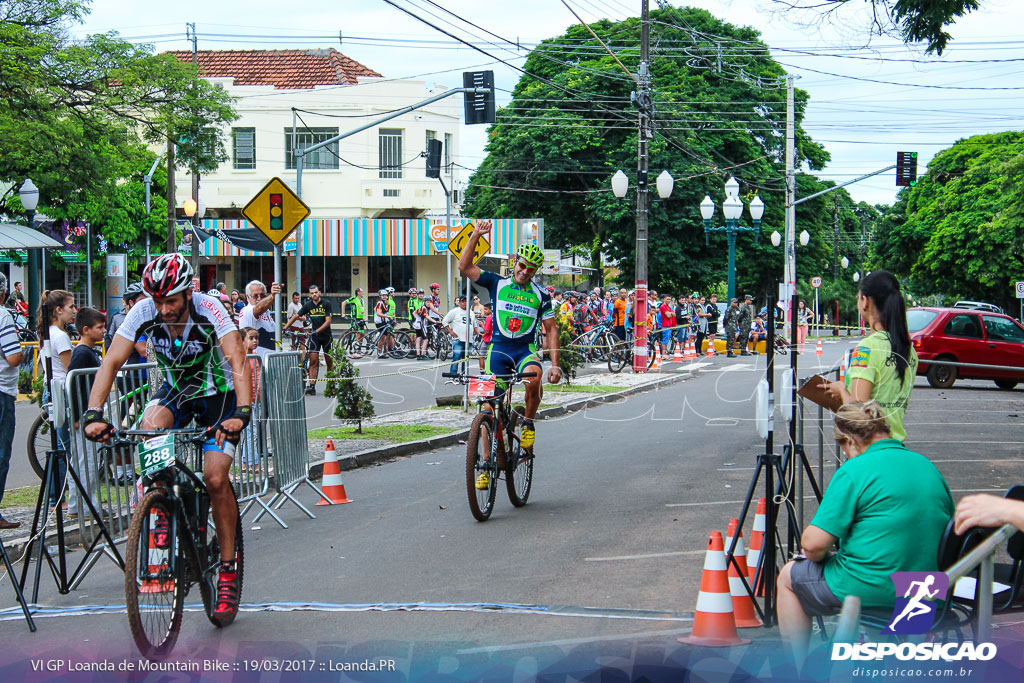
[463,71,495,125]
[896,151,918,187]
[426,139,442,179]
[269,193,283,229]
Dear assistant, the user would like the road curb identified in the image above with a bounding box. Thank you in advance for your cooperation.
[308,370,693,480]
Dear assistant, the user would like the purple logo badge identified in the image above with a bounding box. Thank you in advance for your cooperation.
[884,572,950,634]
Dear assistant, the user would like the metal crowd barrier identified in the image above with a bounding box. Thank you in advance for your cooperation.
[252,351,326,526]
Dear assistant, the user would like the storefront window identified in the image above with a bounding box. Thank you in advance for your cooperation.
[368,256,414,294]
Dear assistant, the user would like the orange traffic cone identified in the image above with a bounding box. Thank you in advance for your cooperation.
[679,531,750,647]
[673,343,683,362]
[705,341,716,358]
[747,498,766,596]
[317,440,353,505]
[815,339,823,356]
[650,346,662,370]
[726,519,763,628]
[684,339,697,360]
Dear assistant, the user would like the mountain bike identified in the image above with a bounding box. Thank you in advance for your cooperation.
[607,332,658,373]
[569,322,616,363]
[422,319,451,360]
[106,428,244,661]
[443,370,536,521]
[351,321,411,359]
[337,317,367,357]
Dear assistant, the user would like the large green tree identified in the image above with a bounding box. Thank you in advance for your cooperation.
[464,7,830,298]
[0,0,235,240]
[872,131,1024,311]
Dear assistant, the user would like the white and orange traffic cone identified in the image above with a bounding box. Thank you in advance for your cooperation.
[726,518,763,628]
[747,498,767,596]
[705,341,716,358]
[815,339,823,356]
[650,346,662,370]
[673,343,683,363]
[684,339,697,360]
[678,531,750,647]
[317,440,353,505]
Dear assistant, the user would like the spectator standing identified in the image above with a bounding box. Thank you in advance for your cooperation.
[822,270,918,442]
[286,291,304,348]
[284,285,334,395]
[478,302,493,371]
[658,294,676,356]
[40,289,76,510]
[230,290,244,315]
[694,295,709,355]
[442,295,476,376]
[723,298,741,357]
[674,293,690,350]
[611,289,628,341]
[776,401,952,665]
[796,299,812,353]
[471,294,484,319]
[0,274,23,528]
[737,294,753,356]
[239,328,262,473]
[705,294,721,355]
[66,307,105,520]
[238,279,281,359]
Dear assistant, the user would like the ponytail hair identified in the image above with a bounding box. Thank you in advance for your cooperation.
[37,289,73,337]
[859,270,911,385]
[833,401,891,443]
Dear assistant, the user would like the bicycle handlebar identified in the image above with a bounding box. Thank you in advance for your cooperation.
[441,371,539,382]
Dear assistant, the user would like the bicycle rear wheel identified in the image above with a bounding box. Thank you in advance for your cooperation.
[466,412,498,521]
[389,331,412,358]
[125,489,186,661]
[199,487,245,627]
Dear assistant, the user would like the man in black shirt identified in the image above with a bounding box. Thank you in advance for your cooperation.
[284,284,333,395]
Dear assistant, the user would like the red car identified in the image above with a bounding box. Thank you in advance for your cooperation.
[909,307,1024,389]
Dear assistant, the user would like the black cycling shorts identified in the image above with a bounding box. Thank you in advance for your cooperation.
[309,332,333,353]
[147,385,237,431]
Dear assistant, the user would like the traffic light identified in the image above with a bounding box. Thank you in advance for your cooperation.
[896,151,918,187]
[426,138,442,178]
[269,193,283,230]
[463,70,495,125]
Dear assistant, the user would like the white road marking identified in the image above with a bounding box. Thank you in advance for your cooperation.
[456,626,696,655]
[584,550,707,562]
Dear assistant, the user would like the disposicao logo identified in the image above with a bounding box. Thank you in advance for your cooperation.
[831,571,997,662]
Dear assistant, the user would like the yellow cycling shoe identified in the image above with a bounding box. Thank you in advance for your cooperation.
[520,422,535,449]
[475,471,490,490]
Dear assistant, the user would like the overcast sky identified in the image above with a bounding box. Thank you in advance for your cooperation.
[76,0,1024,208]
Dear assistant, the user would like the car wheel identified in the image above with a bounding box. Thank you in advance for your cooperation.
[994,379,1018,390]
[926,357,957,389]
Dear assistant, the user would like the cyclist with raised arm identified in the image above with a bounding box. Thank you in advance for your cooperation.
[458,220,560,489]
[83,253,251,626]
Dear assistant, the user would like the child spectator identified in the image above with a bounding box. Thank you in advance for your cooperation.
[240,328,262,474]
[67,307,106,520]
[479,303,493,371]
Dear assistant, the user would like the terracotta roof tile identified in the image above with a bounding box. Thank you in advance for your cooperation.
[166,49,382,89]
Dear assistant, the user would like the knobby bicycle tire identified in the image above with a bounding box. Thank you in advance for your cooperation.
[199,486,244,628]
[466,412,498,521]
[607,343,629,373]
[27,412,49,481]
[390,331,413,359]
[125,489,186,661]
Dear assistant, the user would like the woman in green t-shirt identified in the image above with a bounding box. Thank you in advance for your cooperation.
[777,401,953,666]
[823,270,918,442]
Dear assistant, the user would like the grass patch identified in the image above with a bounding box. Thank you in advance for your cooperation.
[3,486,42,508]
[544,384,621,394]
[307,424,457,443]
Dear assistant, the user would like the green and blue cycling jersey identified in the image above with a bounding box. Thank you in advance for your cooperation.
[476,270,554,376]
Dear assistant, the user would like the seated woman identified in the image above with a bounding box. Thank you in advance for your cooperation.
[777,401,953,664]
[749,315,767,352]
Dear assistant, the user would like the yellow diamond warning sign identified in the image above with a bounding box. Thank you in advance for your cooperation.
[241,177,311,246]
[447,223,490,264]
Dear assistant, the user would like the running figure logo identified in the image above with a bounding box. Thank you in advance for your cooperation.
[884,572,950,634]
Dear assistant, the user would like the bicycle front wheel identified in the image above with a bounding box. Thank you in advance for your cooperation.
[390,331,412,358]
[466,412,498,521]
[125,489,186,661]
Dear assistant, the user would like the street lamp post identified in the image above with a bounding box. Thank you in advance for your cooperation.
[612,169,674,373]
[835,256,849,335]
[701,177,763,302]
[19,179,40,330]
[183,198,205,284]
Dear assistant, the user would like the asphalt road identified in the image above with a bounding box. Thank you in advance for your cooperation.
[2,340,1022,679]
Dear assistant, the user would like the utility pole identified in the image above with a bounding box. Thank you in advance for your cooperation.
[832,198,839,281]
[166,140,176,253]
[188,22,201,277]
[632,0,652,373]
[785,75,799,450]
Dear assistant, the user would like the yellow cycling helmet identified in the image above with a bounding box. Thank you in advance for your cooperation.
[516,243,545,269]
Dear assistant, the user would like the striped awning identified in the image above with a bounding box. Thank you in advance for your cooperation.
[198,217,542,258]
